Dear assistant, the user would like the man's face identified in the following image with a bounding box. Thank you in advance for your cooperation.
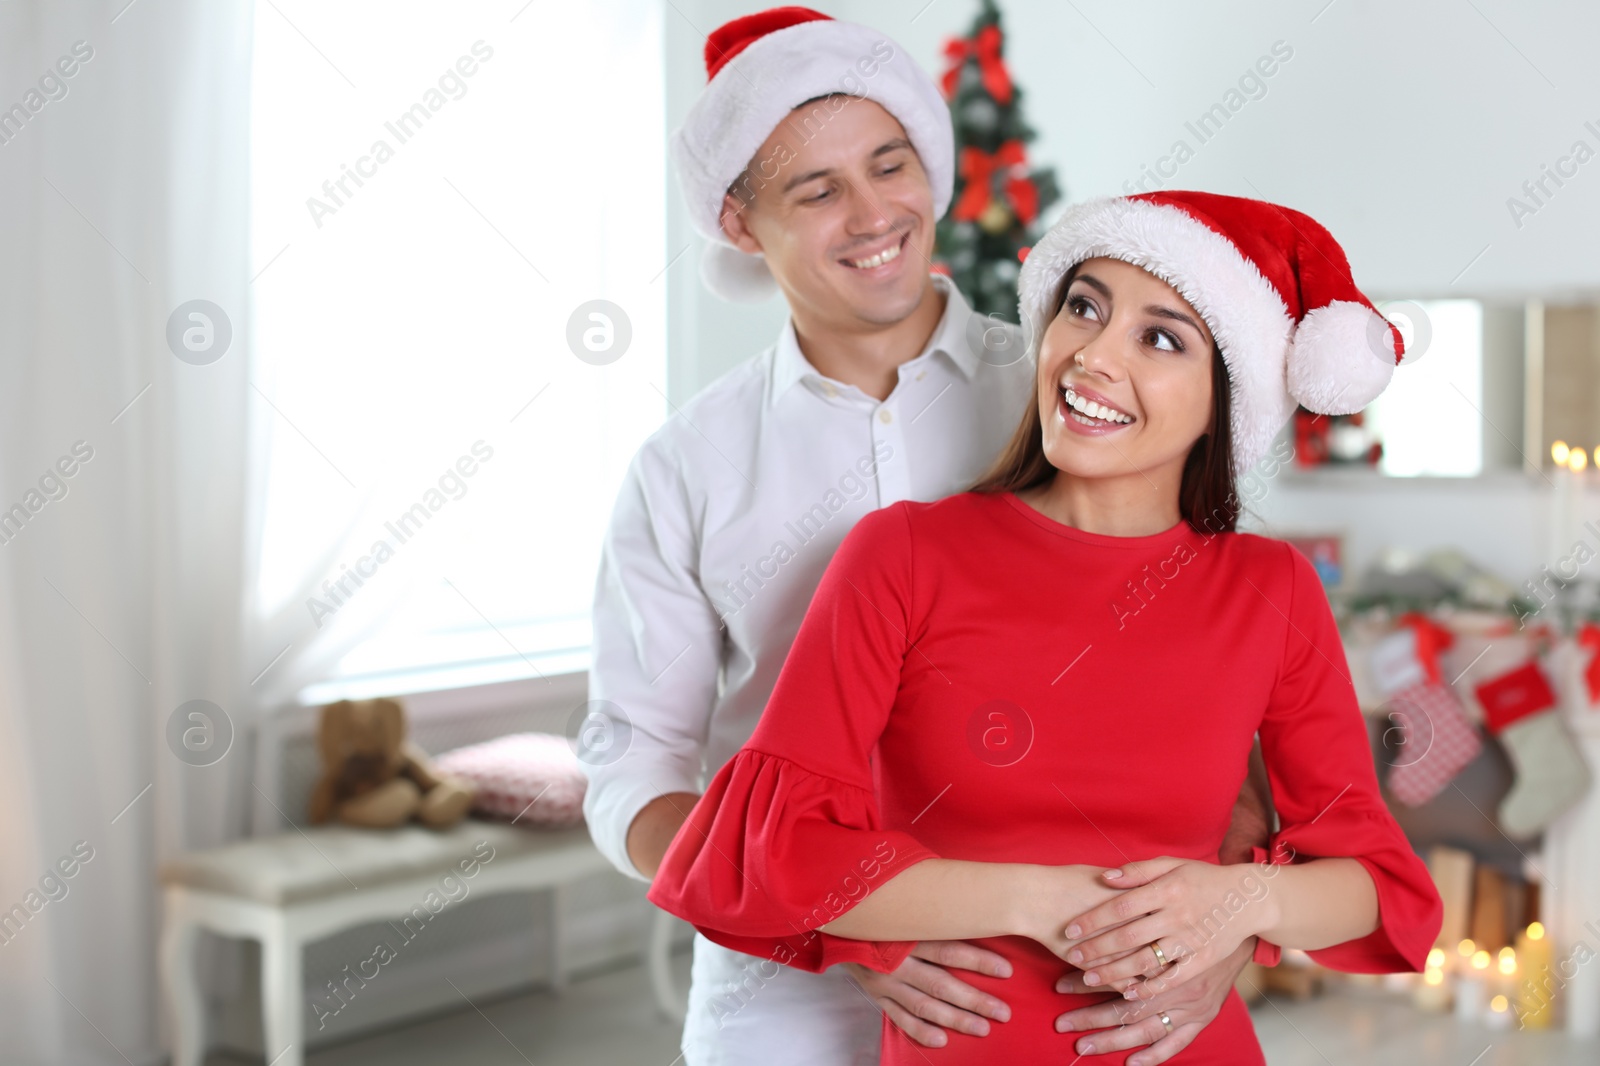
[719,97,936,329]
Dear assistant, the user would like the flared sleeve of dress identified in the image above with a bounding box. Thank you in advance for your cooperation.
[1250,542,1443,971]
[646,503,939,974]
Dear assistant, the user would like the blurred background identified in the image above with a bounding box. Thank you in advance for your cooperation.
[2,1,1599,1063]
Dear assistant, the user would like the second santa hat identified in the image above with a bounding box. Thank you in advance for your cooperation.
[1018,190,1405,475]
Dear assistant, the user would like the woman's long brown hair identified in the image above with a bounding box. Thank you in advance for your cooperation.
[968,263,1241,535]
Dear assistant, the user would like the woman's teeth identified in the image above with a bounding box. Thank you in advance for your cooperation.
[1062,386,1133,424]
[848,240,902,269]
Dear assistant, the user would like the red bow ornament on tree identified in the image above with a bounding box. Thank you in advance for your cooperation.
[941,24,1014,104]
[952,140,1039,225]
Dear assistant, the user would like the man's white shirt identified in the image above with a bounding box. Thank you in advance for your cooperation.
[583,273,1032,1062]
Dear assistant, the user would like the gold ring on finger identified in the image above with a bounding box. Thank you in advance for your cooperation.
[1160,1011,1173,1034]
[1149,942,1168,968]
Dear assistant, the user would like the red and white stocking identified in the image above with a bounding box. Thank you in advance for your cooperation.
[1475,658,1593,838]
[1370,616,1482,806]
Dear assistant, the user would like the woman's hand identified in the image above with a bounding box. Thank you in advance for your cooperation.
[1059,857,1273,1000]
[1010,863,1130,961]
[842,940,1014,1048]
[1054,936,1257,1065]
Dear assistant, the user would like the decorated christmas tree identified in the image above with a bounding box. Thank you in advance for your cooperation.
[933,0,1062,321]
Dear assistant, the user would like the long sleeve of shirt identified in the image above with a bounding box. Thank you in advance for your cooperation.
[582,440,724,881]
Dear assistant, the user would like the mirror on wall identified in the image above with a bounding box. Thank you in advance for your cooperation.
[1304,299,1599,479]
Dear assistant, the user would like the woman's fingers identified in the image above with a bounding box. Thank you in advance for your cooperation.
[1064,878,1169,941]
[1086,938,1186,988]
[1099,855,1184,890]
[1055,968,1137,996]
[1070,914,1170,973]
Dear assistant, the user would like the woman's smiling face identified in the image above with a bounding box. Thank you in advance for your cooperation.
[1037,256,1220,485]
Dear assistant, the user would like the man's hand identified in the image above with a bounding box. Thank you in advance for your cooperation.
[1054,936,1255,1065]
[626,792,700,879]
[1219,740,1274,865]
[842,941,1014,1048]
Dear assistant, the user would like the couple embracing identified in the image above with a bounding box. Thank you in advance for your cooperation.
[584,7,1442,1064]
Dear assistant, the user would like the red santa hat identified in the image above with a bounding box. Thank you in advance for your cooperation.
[1017,191,1403,475]
[672,6,954,302]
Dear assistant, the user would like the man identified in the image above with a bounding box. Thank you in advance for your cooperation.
[583,8,1268,1064]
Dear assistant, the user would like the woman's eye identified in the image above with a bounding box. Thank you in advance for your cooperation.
[880,164,904,177]
[1146,328,1184,352]
[1067,295,1100,321]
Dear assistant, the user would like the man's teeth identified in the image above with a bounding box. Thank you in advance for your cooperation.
[1062,386,1132,424]
[849,241,902,269]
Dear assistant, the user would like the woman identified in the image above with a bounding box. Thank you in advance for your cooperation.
[647,191,1443,1063]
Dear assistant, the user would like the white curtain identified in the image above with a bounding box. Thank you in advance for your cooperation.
[0,1,255,1062]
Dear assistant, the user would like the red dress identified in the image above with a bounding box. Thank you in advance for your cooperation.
[648,490,1442,1063]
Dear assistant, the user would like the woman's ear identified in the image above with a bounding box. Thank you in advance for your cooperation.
[719,191,763,255]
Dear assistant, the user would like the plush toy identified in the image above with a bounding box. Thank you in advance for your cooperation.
[307,698,475,830]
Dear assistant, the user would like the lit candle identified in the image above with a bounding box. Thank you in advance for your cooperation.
[1413,960,1453,1012]
[1456,950,1491,1022]
[1515,922,1555,1030]
[1486,994,1513,1030]
[1552,442,1580,563]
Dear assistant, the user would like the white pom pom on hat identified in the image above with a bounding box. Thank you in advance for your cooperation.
[671,6,955,302]
[1017,190,1403,475]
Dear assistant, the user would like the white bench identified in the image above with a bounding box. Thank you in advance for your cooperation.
[159,819,677,1066]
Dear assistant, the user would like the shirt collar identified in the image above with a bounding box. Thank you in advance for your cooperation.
[767,273,984,409]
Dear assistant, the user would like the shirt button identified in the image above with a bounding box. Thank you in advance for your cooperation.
[823,382,837,397]
[878,408,893,424]
[916,371,926,381]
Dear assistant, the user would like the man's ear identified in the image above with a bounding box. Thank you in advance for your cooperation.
[719,191,763,255]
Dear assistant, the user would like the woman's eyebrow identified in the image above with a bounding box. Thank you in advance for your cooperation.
[1072,272,1205,337]
[1146,304,1205,336]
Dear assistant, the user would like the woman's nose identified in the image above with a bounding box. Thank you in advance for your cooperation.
[1075,334,1126,379]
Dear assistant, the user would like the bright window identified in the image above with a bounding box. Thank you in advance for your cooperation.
[1367,299,1484,477]
[249,1,666,699]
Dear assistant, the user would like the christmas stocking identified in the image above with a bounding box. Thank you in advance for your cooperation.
[1370,615,1482,806]
[1475,658,1593,838]
[1578,623,1600,708]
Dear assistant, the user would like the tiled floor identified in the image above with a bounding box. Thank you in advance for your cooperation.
[209,953,1599,1065]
